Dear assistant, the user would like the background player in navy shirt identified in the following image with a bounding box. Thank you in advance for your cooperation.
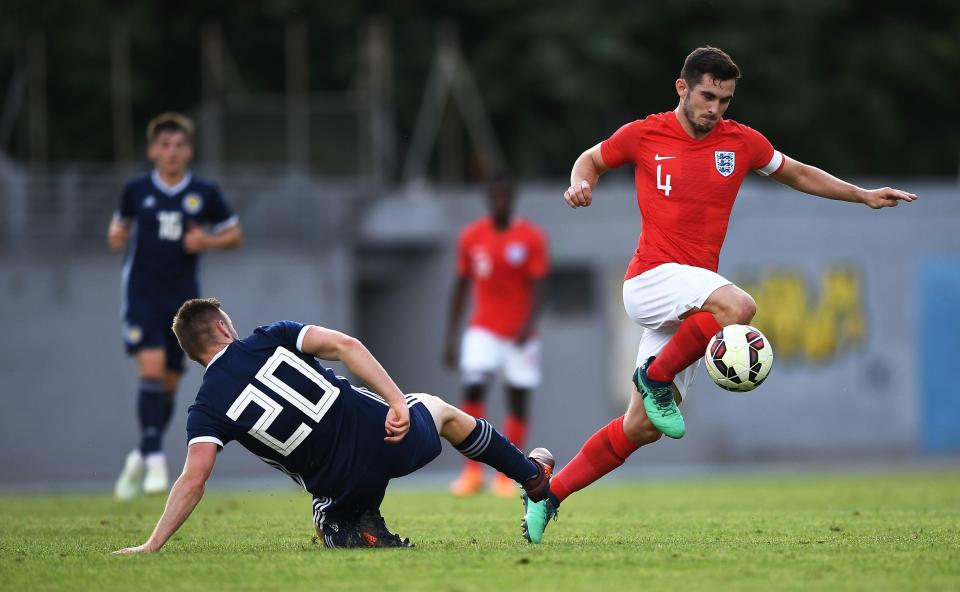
[107,113,243,501]
[114,298,554,552]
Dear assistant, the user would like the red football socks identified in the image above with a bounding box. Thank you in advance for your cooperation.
[504,415,528,451]
[549,416,640,503]
[646,311,722,383]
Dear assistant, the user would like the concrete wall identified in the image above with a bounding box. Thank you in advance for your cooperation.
[1,176,957,488]
[357,177,960,469]
[0,247,353,486]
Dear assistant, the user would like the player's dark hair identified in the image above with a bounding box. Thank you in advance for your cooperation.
[146,112,195,144]
[680,46,741,87]
[172,297,225,361]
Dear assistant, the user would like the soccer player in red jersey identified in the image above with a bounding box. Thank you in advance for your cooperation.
[443,175,550,498]
[522,46,916,543]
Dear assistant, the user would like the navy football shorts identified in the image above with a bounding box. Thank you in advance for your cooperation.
[122,292,193,373]
[312,397,441,528]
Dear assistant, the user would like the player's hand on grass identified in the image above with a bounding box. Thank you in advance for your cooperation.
[384,405,410,443]
[861,187,917,209]
[564,180,593,209]
[183,225,210,253]
[112,543,158,555]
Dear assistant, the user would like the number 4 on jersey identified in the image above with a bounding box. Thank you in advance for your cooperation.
[656,164,672,197]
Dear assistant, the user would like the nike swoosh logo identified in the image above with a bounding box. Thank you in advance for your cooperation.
[654,154,676,161]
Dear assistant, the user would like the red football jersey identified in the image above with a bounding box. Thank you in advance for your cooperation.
[456,217,549,339]
[600,111,784,279]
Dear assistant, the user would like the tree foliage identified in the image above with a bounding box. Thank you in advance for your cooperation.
[1,0,957,177]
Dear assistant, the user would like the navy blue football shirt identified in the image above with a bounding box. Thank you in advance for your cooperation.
[186,321,396,498]
[117,171,236,294]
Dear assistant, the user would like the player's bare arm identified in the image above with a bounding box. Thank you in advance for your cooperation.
[565,143,611,208]
[516,277,546,345]
[113,442,217,554]
[771,156,917,209]
[107,217,131,251]
[183,223,244,254]
[300,325,410,442]
[443,276,470,369]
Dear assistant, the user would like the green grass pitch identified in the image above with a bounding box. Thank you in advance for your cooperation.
[1,470,958,591]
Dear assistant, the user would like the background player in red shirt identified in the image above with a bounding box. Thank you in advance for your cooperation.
[443,175,550,498]
[522,46,916,543]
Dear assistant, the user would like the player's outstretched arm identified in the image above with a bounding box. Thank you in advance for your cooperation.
[113,443,217,555]
[300,326,410,442]
[564,143,611,209]
[771,156,917,209]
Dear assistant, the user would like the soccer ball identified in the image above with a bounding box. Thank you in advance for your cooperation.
[704,324,774,392]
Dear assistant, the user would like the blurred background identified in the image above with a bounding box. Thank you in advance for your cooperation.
[1,1,958,490]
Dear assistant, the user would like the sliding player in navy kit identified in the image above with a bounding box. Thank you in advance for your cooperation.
[107,113,242,501]
[113,298,554,552]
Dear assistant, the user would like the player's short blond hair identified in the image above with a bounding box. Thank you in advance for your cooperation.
[146,112,195,144]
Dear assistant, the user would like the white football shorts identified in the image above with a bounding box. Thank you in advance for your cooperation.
[622,263,732,398]
[459,326,541,389]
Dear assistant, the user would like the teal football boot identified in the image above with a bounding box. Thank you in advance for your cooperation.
[521,494,558,544]
[635,357,685,439]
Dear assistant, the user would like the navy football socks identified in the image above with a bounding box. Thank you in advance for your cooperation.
[137,379,168,455]
[454,418,539,484]
[159,392,175,436]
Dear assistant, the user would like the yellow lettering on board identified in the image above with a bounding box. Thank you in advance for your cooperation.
[739,267,865,363]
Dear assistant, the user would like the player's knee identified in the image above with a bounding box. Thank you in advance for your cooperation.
[139,369,164,382]
[734,293,757,324]
[415,392,445,408]
[137,351,166,381]
[415,393,454,421]
[717,293,756,325]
